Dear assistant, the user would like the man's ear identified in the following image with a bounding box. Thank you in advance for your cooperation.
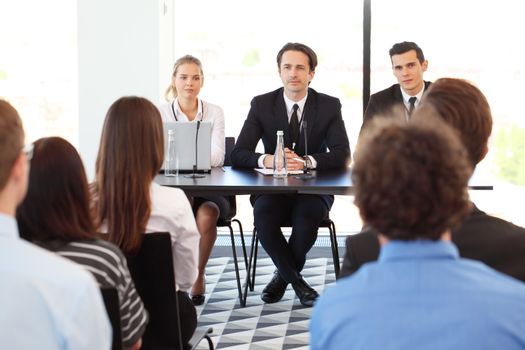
[421,60,429,72]
[479,145,489,162]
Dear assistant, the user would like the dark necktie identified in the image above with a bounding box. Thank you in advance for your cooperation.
[289,104,300,149]
[408,97,417,117]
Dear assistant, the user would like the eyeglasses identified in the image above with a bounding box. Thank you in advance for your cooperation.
[22,143,34,161]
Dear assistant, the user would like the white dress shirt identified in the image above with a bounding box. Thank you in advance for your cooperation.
[0,213,111,350]
[146,183,200,292]
[257,91,317,168]
[159,98,225,167]
[400,85,425,120]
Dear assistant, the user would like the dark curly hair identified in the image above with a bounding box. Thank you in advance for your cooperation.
[353,116,472,240]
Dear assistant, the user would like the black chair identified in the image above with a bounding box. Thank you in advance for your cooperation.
[100,287,123,350]
[126,232,213,350]
[243,217,340,301]
[216,136,249,307]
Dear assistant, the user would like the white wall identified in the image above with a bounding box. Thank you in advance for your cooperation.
[78,0,170,180]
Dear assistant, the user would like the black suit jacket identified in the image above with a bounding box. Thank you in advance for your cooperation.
[339,204,525,282]
[231,87,351,170]
[362,81,432,125]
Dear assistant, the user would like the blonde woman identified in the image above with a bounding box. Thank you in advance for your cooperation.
[159,55,229,305]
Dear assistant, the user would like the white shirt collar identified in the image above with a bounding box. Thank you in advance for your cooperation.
[283,91,308,120]
[400,84,426,107]
[173,98,203,122]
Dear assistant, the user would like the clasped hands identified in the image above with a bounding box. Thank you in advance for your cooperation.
[263,148,305,171]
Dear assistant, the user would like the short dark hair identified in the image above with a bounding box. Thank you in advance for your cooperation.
[276,42,318,71]
[416,78,492,167]
[17,137,95,243]
[353,117,472,240]
[389,41,425,63]
[0,99,24,191]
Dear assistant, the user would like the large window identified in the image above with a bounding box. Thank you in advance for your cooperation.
[0,0,77,146]
[171,0,364,232]
[371,0,525,226]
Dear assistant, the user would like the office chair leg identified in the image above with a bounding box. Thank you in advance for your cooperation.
[228,224,245,307]
[232,218,248,270]
[204,334,214,350]
[242,228,258,306]
[328,221,340,277]
[251,234,258,292]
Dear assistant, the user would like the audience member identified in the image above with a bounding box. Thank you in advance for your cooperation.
[311,117,525,349]
[231,42,351,307]
[92,96,200,343]
[17,136,148,350]
[363,41,430,125]
[0,99,111,349]
[159,55,229,305]
[340,78,525,282]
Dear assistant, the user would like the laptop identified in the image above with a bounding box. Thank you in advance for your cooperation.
[162,121,212,173]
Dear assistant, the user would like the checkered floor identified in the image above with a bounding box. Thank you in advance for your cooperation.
[194,244,340,349]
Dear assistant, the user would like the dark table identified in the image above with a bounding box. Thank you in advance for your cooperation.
[155,166,492,196]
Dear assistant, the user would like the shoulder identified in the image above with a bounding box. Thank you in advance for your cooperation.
[252,88,283,105]
[370,84,400,100]
[308,88,341,107]
[150,182,190,213]
[456,207,525,239]
[157,101,174,122]
[11,239,96,288]
[202,100,223,114]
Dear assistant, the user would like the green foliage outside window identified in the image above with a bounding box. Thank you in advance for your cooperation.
[494,125,525,186]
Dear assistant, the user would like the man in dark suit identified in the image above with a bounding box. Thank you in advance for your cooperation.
[363,41,430,127]
[340,78,525,282]
[231,42,351,307]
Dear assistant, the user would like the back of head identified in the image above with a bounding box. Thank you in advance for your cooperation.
[353,117,472,240]
[17,137,95,243]
[0,100,24,192]
[277,42,318,72]
[95,96,164,253]
[415,78,492,167]
[389,41,425,63]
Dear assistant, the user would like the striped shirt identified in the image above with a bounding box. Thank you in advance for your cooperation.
[40,239,148,348]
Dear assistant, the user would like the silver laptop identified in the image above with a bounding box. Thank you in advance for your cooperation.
[162,121,212,173]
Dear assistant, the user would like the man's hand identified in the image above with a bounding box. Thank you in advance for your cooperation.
[263,154,274,169]
[285,148,305,171]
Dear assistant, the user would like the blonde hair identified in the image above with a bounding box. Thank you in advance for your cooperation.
[164,55,204,101]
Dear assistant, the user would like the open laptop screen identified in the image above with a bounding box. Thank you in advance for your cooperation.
[162,121,212,173]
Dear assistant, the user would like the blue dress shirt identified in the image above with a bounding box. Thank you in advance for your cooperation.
[311,240,525,350]
[0,213,111,349]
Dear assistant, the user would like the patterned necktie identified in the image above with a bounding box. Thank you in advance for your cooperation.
[408,97,417,117]
[289,104,300,149]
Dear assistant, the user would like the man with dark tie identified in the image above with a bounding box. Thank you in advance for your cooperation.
[362,41,431,128]
[231,42,351,307]
[340,78,525,283]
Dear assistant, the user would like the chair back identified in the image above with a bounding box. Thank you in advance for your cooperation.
[224,137,235,167]
[100,287,123,350]
[126,232,185,350]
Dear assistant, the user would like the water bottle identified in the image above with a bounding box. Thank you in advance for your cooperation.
[273,130,287,178]
[165,129,179,177]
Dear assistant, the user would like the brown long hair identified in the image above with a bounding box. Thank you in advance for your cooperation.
[17,137,95,242]
[94,96,164,253]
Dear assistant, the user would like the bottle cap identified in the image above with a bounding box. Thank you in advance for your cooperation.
[276,130,284,135]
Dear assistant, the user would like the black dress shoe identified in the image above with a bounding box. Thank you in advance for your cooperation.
[291,278,319,307]
[261,271,289,303]
[191,294,205,306]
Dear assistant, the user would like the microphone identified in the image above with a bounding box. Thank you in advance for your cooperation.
[295,119,314,179]
[184,120,205,179]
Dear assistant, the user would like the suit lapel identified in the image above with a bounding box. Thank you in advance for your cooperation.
[274,90,292,148]
[297,89,317,155]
